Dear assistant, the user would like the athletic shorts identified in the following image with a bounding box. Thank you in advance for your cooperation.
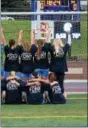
[27,93,43,104]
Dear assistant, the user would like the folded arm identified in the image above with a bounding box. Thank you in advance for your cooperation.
[29,78,49,84]
[26,81,40,86]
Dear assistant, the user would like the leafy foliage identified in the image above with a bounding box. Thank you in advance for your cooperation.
[1,0,30,11]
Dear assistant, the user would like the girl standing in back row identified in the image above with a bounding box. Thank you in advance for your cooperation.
[19,30,36,80]
[49,31,72,93]
[1,29,23,78]
[33,24,51,79]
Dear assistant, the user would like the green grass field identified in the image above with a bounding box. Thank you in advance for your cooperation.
[1,94,87,127]
[1,19,87,59]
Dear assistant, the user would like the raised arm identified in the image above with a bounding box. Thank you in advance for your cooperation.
[63,22,72,46]
[31,29,35,45]
[45,24,51,43]
[67,32,72,46]
[1,28,6,45]
[18,30,23,45]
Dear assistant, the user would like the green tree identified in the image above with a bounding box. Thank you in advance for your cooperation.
[1,0,30,11]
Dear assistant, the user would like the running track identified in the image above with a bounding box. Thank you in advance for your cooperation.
[64,80,87,94]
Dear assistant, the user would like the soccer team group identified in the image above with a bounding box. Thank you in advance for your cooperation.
[1,26,72,104]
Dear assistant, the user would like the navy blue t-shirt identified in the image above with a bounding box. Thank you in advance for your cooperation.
[34,43,49,69]
[20,44,36,74]
[49,44,70,73]
[4,78,25,104]
[26,83,43,104]
[4,45,22,72]
[25,81,52,104]
[51,82,66,104]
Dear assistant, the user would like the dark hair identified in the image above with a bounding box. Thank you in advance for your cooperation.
[32,72,38,78]
[48,72,56,82]
[37,39,44,59]
[9,39,16,48]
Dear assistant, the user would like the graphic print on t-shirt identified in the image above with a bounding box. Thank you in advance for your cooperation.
[4,45,22,71]
[6,81,18,90]
[29,85,41,94]
[21,52,32,60]
[54,48,64,58]
[7,53,18,61]
[35,51,46,60]
[52,84,61,94]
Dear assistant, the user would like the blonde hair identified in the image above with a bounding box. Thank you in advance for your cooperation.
[22,42,31,52]
[53,39,64,48]
[10,71,16,77]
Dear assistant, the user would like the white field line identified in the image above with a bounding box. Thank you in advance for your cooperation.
[67,92,87,94]
[64,80,87,83]
[68,97,87,99]
[2,115,87,119]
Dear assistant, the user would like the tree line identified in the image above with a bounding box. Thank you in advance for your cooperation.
[1,0,30,11]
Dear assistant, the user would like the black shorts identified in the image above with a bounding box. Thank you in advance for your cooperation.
[27,93,43,104]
